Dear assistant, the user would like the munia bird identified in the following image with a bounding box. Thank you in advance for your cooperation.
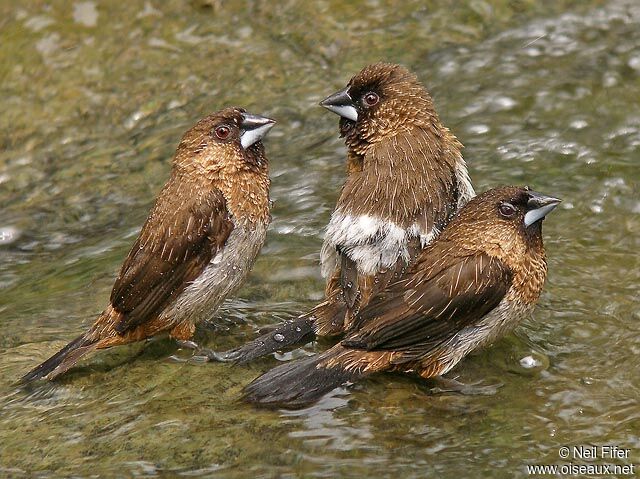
[215,62,474,363]
[243,186,561,408]
[22,107,276,382]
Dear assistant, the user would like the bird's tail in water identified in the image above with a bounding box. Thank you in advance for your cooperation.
[242,347,366,408]
[213,316,317,364]
[21,334,99,383]
[212,297,347,364]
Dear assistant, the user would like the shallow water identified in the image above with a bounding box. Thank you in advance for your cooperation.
[1,1,639,477]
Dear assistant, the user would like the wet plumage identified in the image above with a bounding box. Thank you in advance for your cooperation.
[22,107,275,382]
[217,62,474,364]
[243,186,560,408]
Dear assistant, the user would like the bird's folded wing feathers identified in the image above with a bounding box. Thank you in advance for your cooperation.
[342,247,512,354]
[110,185,234,333]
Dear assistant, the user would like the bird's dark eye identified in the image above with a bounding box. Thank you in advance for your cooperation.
[362,92,379,107]
[214,125,231,140]
[499,202,517,218]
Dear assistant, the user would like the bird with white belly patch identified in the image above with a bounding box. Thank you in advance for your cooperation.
[244,186,561,408]
[214,63,474,363]
[22,107,275,381]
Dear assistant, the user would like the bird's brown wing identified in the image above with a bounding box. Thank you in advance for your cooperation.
[342,243,512,358]
[110,183,234,333]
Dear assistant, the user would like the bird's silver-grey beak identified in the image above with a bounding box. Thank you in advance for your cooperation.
[320,86,358,121]
[524,191,562,227]
[240,113,276,149]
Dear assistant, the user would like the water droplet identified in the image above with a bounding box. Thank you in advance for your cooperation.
[273,333,285,342]
[519,355,541,369]
[0,226,20,245]
[124,110,145,130]
[295,327,301,332]
[628,55,640,71]
[468,124,490,135]
[493,96,517,111]
[570,119,588,130]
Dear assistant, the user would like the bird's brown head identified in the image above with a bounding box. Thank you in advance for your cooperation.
[173,107,275,224]
[320,63,438,154]
[174,107,275,176]
[442,186,561,262]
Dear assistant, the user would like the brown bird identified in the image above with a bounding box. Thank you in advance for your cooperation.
[22,107,276,381]
[243,186,560,408]
[214,62,474,363]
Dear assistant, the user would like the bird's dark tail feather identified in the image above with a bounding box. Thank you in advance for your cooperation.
[242,349,365,408]
[212,297,348,364]
[213,316,316,364]
[21,334,99,383]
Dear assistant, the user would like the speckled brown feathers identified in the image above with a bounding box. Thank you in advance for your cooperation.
[339,129,462,226]
[217,63,474,364]
[336,186,553,370]
[173,109,271,227]
[339,63,462,175]
[22,107,275,382]
[244,186,560,407]
[319,63,474,332]
[110,187,233,334]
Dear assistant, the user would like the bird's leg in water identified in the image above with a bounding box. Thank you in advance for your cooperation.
[170,322,202,360]
[175,340,199,350]
[171,321,198,351]
[425,376,503,396]
[191,348,232,362]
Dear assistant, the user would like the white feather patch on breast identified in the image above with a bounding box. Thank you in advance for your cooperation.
[320,213,434,278]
